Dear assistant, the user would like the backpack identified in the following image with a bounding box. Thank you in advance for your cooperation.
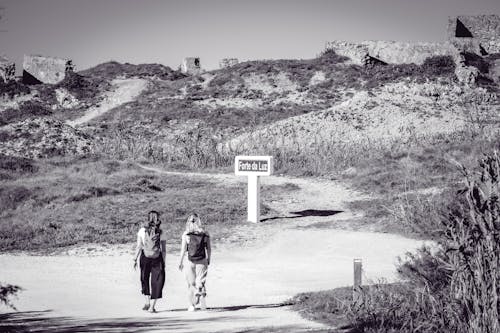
[143,227,161,258]
[187,232,207,261]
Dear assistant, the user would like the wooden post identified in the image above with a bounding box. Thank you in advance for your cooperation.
[353,258,362,288]
[353,258,363,301]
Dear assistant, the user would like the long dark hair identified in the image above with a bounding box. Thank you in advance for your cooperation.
[147,210,161,230]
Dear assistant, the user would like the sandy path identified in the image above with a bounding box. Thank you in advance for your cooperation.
[66,78,147,127]
[0,167,427,333]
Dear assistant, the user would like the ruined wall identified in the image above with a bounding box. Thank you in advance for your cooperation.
[0,56,15,83]
[447,15,500,54]
[325,41,370,65]
[363,41,457,65]
[326,40,456,65]
[181,57,202,75]
[23,55,74,84]
[219,58,239,69]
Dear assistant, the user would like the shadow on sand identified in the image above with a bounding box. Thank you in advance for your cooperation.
[261,209,343,222]
[0,304,337,333]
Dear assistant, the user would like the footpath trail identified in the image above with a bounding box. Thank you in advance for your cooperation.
[0,167,427,333]
[66,78,148,127]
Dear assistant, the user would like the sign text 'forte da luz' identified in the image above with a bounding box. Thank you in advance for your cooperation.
[235,156,273,222]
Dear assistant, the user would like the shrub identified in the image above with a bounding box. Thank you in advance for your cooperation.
[0,81,30,99]
[0,283,22,310]
[0,154,38,174]
[422,55,456,75]
[56,71,110,100]
[0,101,52,125]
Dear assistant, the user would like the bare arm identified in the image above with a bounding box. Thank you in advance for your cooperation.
[206,235,211,265]
[133,231,143,269]
[161,240,167,262]
[178,234,187,270]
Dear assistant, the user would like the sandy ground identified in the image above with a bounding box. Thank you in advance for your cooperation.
[66,78,148,127]
[0,168,428,333]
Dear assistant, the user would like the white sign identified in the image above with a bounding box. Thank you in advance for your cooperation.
[235,156,273,176]
[235,156,273,222]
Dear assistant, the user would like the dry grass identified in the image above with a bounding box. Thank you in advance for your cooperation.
[0,155,297,251]
[292,152,500,333]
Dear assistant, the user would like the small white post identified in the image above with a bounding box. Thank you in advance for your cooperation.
[353,258,362,288]
[247,174,261,223]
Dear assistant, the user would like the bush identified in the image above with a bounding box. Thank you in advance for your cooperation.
[0,154,38,174]
[55,71,110,100]
[0,283,22,310]
[0,81,30,99]
[0,101,52,125]
[422,55,456,75]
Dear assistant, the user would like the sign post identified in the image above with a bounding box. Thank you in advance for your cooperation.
[235,156,273,223]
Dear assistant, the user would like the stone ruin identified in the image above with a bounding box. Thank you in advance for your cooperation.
[325,14,500,85]
[325,40,457,66]
[219,58,239,69]
[23,54,75,84]
[448,15,500,55]
[181,57,202,75]
[0,55,15,83]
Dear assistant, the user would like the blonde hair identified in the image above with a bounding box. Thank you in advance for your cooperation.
[185,213,204,233]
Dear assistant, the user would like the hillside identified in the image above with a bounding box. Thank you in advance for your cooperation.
[0,50,499,243]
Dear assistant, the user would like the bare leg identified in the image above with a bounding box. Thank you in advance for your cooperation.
[184,262,198,310]
[142,295,150,310]
[149,298,157,312]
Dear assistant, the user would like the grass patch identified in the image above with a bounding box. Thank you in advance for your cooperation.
[0,154,39,180]
[291,287,353,327]
[0,156,297,251]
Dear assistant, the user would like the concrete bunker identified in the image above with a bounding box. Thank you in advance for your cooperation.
[447,15,500,55]
[23,54,75,84]
[181,57,202,75]
[219,58,239,69]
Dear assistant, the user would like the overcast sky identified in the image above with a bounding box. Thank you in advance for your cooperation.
[1,0,499,72]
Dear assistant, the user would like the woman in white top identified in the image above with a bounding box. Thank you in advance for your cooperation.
[178,213,211,311]
[133,210,167,313]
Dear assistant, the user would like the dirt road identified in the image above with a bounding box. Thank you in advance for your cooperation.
[0,168,427,333]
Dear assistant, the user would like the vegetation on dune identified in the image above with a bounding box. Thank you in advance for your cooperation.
[55,71,111,100]
[0,80,31,99]
[207,53,455,95]
[0,101,52,126]
[0,155,297,251]
[292,152,500,333]
[79,61,186,81]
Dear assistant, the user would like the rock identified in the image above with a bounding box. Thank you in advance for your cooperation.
[455,65,480,85]
[55,88,80,109]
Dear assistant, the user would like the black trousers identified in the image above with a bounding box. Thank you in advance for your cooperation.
[140,252,165,299]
